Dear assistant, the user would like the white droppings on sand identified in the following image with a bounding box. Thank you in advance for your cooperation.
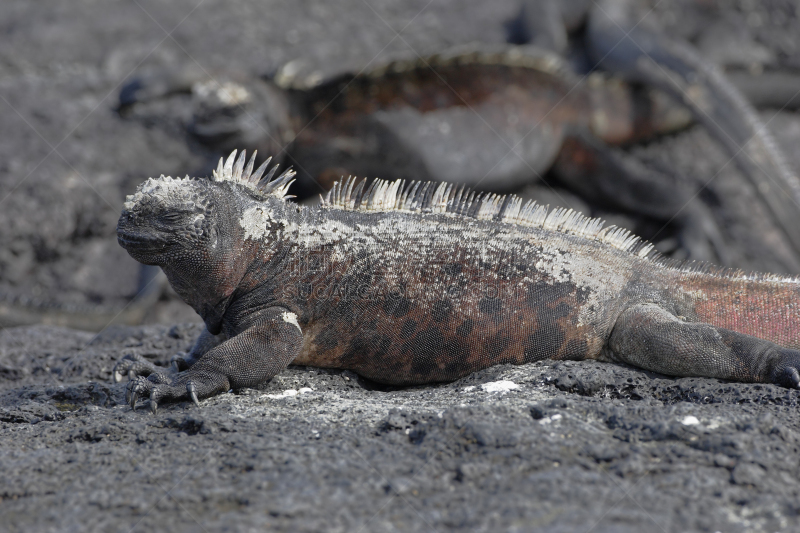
[481,380,519,394]
[538,414,562,425]
[263,387,313,400]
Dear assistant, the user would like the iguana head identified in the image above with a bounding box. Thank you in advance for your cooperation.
[117,174,215,266]
[117,150,295,328]
[117,150,295,266]
[117,151,295,331]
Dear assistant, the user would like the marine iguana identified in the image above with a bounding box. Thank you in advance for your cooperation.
[118,30,800,270]
[120,43,737,264]
[120,43,692,196]
[115,150,800,414]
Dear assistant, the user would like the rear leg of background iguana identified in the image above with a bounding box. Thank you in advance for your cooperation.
[587,0,800,264]
[606,303,800,388]
[553,131,733,265]
[126,307,303,414]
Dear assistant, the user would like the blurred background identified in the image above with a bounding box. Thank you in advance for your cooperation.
[2,0,800,331]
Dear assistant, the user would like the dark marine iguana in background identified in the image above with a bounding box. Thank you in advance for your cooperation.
[115,150,800,414]
[119,43,726,264]
[118,0,800,272]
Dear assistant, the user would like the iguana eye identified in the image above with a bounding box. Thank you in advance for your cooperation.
[160,212,183,222]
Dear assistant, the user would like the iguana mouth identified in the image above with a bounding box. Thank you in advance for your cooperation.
[116,230,168,251]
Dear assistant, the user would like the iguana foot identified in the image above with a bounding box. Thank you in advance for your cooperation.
[125,369,228,414]
[126,375,200,414]
[609,304,800,389]
[771,352,800,389]
[113,353,170,383]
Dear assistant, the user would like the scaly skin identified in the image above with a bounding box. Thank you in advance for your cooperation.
[113,150,800,414]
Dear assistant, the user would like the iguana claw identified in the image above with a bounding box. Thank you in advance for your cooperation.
[149,397,158,415]
[170,352,192,373]
[786,367,800,389]
[187,382,200,407]
[124,375,205,414]
[114,353,164,383]
[127,377,155,411]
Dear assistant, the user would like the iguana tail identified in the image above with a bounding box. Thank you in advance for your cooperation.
[678,270,800,350]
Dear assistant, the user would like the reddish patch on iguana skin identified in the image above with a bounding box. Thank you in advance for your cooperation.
[308,63,684,143]
[331,64,584,119]
[681,274,800,350]
[289,63,586,185]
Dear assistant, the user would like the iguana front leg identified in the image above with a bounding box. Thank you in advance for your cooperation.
[170,327,228,372]
[125,307,303,414]
[607,303,800,388]
[112,326,227,382]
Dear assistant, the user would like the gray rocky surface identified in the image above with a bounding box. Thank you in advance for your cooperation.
[1,324,799,532]
[3,0,800,531]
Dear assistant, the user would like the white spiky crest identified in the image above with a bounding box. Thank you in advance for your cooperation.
[212,149,296,200]
[321,176,800,283]
[321,176,655,257]
[123,150,297,212]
